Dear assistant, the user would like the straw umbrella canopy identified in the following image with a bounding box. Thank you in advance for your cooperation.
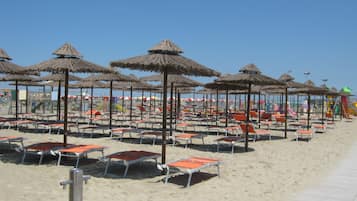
[0,74,38,119]
[141,73,203,135]
[216,64,284,152]
[110,39,220,163]
[291,80,328,128]
[70,80,107,123]
[37,73,82,120]
[113,78,156,121]
[262,73,308,138]
[204,81,248,127]
[84,72,135,129]
[0,48,25,74]
[24,43,113,144]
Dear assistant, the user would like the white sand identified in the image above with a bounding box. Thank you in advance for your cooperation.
[1,120,356,201]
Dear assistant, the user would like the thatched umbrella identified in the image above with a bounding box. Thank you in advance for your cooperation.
[291,80,328,129]
[70,80,107,124]
[24,43,112,144]
[9,80,49,114]
[262,73,307,138]
[0,75,38,119]
[142,73,203,136]
[37,73,82,120]
[0,48,24,74]
[84,72,135,129]
[204,81,248,127]
[113,78,156,121]
[216,64,284,151]
[110,39,220,163]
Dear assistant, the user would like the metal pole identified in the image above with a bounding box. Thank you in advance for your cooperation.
[109,81,113,130]
[90,86,93,124]
[169,82,174,136]
[284,87,288,138]
[130,86,133,121]
[307,93,311,130]
[42,85,46,114]
[216,89,219,126]
[321,95,325,124]
[225,88,229,128]
[258,91,261,128]
[26,86,29,114]
[15,81,18,120]
[57,81,61,121]
[141,89,144,120]
[60,168,90,201]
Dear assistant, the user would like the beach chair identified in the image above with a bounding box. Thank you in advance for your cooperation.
[55,144,105,168]
[175,122,195,132]
[295,129,314,142]
[172,133,206,148]
[312,123,327,133]
[0,136,24,151]
[240,124,271,141]
[159,157,221,187]
[21,142,73,165]
[215,136,244,154]
[139,131,162,145]
[110,127,140,140]
[102,150,161,177]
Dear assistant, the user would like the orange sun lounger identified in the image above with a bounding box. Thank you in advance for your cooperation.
[172,133,206,148]
[55,144,105,168]
[240,124,271,141]
[0,136,24,150]
[295,129,314,142]
[215,136,244,154]
[21,142,74,165]
[103,150,161,177]
[160,157,221,187]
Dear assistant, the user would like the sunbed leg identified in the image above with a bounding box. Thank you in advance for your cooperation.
[75,157,80,168]
[153,137,156,146]
[231,143,234,154]
[39,154,44,165]
[21,152,26,163]
[104,159,111,176]
[164,167,170,184]
[187,173,192,188]
[123,165,129,177]
[216,143,220,152]
[57,153,62,166]
[217,164,220,177]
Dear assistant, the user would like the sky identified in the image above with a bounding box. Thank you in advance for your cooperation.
[1,0,357,96]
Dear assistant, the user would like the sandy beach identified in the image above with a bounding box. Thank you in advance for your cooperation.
[1,119,356,201]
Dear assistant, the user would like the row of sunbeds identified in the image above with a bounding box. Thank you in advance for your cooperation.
[0,136,220,187]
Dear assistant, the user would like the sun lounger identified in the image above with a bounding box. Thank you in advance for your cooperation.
[240,124,271,141]
[55,144,105,168]
[110,127,140,139]
[215,136,244,153]
[295,129,314,142]
[172,133,206,148]
[102,150,161,177]
[0,136,24,150]
[312,124,326,133]
[176,122,195,132]
[160,157,221,187]
[139,131,162,145]
[4,120,35,130]
[21,142,73,165]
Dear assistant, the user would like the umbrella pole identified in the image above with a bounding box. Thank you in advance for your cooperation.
[216,89,219,126]
[80,88,83,117]
[121,89,125,113]
[245,83,252,152]
[130,86,133,121]
[321,95,325,125]
[149,89,152,117]
[161,70,168,164]
[177,90,181,120]
[63,69,69,145]
[258,92,261,128]
[307,93,311,130]
[234,94,237,112]
[153,92,156,114]
[57,81,61,121]
[225,89,229,128]
[42,86,46,114]
[169,83,174,136]
[26,86,29,114]
[15,81,18,120]
[141,89,144,120]
[50,86,54,114]
[90,86,93,124]
[238,94,241,111]
[209,92,212,115]
[296,95,299,120]
[109,81,113,130]
[284,87,288,138]
[174,87,177,123]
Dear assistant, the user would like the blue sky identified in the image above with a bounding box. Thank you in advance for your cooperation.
[1,0,357,96]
